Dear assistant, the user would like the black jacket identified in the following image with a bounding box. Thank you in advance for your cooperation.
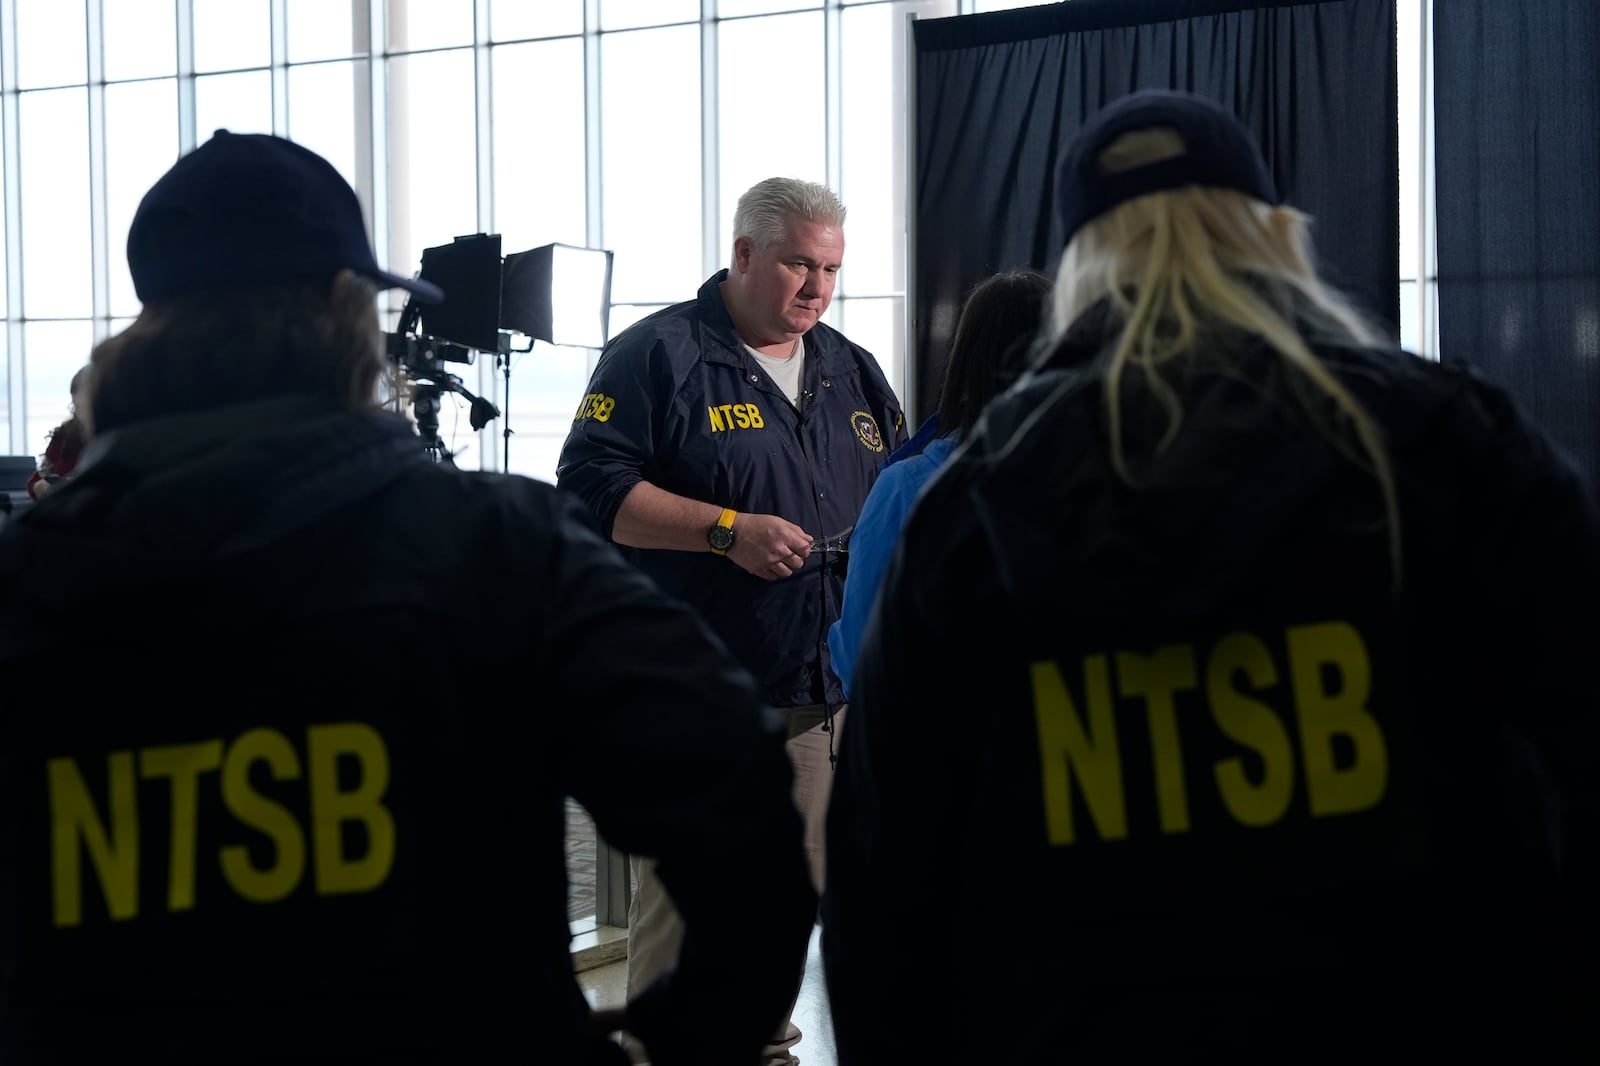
[0,396,816,1065]
[823,325,1600,1062]
[557,272,906,709]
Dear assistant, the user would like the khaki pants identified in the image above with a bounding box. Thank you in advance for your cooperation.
[623,706,843,1066]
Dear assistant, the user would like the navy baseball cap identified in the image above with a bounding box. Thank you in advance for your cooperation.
[127,130,443,305]
[1055,90,1280,246]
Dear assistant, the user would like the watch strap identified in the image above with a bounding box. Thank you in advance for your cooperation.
[708,508,737,555]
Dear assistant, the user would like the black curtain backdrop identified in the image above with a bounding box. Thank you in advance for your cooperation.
[910,0,1397,423]
[1434,2,1600,491]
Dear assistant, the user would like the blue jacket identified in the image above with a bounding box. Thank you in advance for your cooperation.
[827,414,955,698]
[557,271,906,709]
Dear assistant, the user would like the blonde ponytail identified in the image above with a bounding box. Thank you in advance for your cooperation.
[1052,127,1403,582]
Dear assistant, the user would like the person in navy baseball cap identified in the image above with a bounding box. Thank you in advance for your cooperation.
[75,130,441,434]
[824,83,1600,1062]
[1054,89,1281,246]
[1,135,819,1066]
[128,129,441,305]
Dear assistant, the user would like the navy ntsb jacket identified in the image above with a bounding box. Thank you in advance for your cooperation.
[824,322,1600,1062]
[0,396,816,1066]
[557,271,905,709]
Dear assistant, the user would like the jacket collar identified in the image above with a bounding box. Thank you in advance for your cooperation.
[886,413,945,467]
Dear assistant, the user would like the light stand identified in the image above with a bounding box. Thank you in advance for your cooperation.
[494,335,533,474]
[496,352,511,472]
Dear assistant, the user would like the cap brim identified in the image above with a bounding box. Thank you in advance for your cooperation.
[371,268,444,304]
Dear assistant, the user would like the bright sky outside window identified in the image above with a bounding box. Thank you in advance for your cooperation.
[0,0,1433,471]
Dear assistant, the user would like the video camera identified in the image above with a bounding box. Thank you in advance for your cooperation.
[385,233,516,464]
[386,233,615,466]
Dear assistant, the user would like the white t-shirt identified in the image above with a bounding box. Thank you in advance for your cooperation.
[745,339,806,406]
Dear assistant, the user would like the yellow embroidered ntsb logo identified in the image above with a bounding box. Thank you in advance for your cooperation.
[708,402,765,432]
[573,393,616,423]
[1030,621,1387,844]
[48,723,396,927]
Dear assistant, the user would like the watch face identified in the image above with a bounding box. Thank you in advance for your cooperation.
[708,523,735,552]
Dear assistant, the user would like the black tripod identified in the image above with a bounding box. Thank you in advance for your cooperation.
[385,292,515,465]
[409,380,455,465]
[403,363,500,465]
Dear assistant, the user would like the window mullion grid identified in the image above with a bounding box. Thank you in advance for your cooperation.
[583,0,603,377]
[472,0,497,469]
[86,0,110,342]
[176,0,196,154]
[270,0,288,135]
[824,0,844,335]
[1,0,24,452]
[366,0,390,312]
[700,0,718,281]
[1420,0,1438,360]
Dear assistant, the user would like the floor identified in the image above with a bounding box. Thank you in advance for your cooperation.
[568,798,837,1064]
[579,922,838,1066]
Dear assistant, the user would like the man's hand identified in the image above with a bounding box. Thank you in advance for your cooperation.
[726,513,813,580]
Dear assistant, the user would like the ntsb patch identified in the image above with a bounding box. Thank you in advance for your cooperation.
[851,411,884,452]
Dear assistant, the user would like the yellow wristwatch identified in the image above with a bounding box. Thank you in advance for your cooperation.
[707,508,737,555]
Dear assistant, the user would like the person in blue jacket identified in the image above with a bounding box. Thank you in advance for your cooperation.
[827,268,1049,697]
[824,90,1599,1062]
[557,176,904,1065]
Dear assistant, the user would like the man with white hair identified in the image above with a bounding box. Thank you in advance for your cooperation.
[559,176,905,1064]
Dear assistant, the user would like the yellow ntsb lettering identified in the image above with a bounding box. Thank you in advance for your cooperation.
[1207,633,1294,827]
[308,723,395,895]
[49,723,397,927]
[49,752,140,927]
[1031,621,1386,845]
[1288,622,1387,816]
[1031,656,1125,846]
[573,392,615,423]
[220,728,306,904]
[141,740,224,912]
[708,401,765,433]
[1116,645,1200,834]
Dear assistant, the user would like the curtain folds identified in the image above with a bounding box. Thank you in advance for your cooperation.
[1434,1,1600,490]
[910,0,1398,421]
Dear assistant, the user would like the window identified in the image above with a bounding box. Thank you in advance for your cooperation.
[18,88,91,320]
[194,71,275,138]
[105,82,181,319]
[601,24,703,306]
[194,0,270,72]
[387,50,479,282]
[0,2,1438,924]
[0,0,1440,478]
[0,0,1070,463]
[103,0,177,82]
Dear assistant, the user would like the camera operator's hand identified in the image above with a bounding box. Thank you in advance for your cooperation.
[726,513,813,581]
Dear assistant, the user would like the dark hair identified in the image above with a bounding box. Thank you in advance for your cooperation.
[936,268,1052,437]
[86,273,384,434]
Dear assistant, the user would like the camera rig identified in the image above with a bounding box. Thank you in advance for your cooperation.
[385,294,501,466]
[381,232,614,468]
